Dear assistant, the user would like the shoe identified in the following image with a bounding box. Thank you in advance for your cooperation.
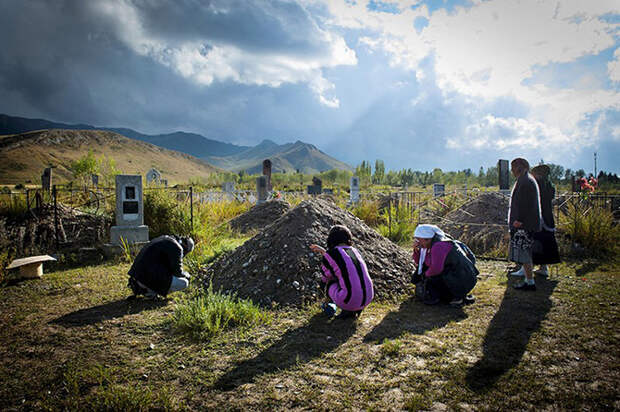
[335,310,357,320]
[514,281,536,291]
[144,291,158,300]
[510,266,525,277]
[534,266,549,277]
[449,298,464,307]
[464,295,476,305]
[423,296,440,305]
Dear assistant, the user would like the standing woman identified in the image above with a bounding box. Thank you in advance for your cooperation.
[531,164,561,274]
[508,158,542,291]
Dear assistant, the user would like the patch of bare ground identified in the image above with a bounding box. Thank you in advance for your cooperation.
[0,258,618,410]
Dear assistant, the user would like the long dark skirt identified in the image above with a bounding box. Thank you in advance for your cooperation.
[532,229,561,264]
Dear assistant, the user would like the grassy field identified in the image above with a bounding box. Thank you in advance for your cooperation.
[1,257,618,410]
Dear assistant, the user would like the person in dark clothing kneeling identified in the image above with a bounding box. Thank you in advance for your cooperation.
[128,235,194,299]
[412,224,478,306]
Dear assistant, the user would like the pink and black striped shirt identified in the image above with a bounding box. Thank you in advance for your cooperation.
[321,246,374,311]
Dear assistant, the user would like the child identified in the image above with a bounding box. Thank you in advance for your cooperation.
[309,225,374,319]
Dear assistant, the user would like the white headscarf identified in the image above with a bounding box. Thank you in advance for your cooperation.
[414,224,445,274]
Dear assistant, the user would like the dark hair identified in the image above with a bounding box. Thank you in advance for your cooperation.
[327,225,353,249]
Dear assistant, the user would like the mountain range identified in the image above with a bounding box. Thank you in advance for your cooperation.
[0,114,352,174]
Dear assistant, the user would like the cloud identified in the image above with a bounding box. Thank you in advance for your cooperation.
[92,0,356,106]
[609,47,620,83]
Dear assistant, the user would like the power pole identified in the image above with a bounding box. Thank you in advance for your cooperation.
[594,152,597,177]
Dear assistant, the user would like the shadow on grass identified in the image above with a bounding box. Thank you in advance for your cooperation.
[465,275,558,392]
[213,312,357,390]
[51,297,168,327]
[363,296,467,343]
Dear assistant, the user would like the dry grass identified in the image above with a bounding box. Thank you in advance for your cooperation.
[0,258,618,410]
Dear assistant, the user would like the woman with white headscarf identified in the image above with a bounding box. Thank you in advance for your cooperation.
[411,224,478,306]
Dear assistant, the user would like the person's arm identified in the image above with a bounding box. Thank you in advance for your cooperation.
[424,242,452,277]
[164,240,184,278]
[310,244,334,282]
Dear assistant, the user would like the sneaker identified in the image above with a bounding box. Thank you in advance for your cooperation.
[510,266,525,277]
[464,294,476,305]
[449,298,464,307]
[335,310,357,320]
[534,266,549,277]
[514,281,536,291]
[144,291,158,300]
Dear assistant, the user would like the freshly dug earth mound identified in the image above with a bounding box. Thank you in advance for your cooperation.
[440,192,510,255]
[0,204,110,257]
[228,199,291,233]
[202,198,415,307]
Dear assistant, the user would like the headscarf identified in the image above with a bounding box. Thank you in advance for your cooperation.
[414,224,445,274]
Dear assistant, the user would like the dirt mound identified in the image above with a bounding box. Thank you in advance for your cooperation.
[201,198,415,307]
[228,199,291,233]
[439,192,510,255]
[0,203,111,257]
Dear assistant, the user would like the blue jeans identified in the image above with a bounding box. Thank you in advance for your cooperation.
[138,276,189,296]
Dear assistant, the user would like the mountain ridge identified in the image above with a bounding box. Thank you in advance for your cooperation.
[0,113,352,175]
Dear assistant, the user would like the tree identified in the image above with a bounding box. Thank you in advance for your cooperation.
[373,159,385,184]
[71,150,98,185]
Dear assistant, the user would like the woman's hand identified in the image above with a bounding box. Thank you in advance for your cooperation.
[309,244,326,255]
[412,238,420,255]
[513,220,523,228]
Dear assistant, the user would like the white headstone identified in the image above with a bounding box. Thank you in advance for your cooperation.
[110,175,149,245]
[256,176,268,204]
[350,176,360,204]
[146,168,161,184]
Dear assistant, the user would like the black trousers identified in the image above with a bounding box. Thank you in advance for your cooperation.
[426,275,455,302]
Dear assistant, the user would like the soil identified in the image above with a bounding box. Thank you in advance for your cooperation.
[228,199,291,233]
[0,203,111,258]
[438,193,510,255]
[201,197,415,307]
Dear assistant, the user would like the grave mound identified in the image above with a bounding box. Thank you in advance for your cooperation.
[228,199,291,233]
[201,198,415,307]
[440,192,510,255]
[0,203,110,257]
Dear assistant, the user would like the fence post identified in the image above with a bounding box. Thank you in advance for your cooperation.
[53,185,59,250]
[189,186,193,233]
[388,193,392,238]
[26,189,30,211]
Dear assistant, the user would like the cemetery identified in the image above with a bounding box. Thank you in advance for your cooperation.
[0,161,618,411]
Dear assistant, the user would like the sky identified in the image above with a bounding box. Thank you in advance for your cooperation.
[0,0,618,173]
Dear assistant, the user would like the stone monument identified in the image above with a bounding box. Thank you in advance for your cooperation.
[91,174,99,187]
[307,176,322,195]
[262,159,272,191]
[433,183,445,198]
[110,175,149,245]
[41,168,52,192]
[222,181,235,193]
[146,168,161,185]
[350,176,360,204]
[256,176,268,205]
[498,159,510,191]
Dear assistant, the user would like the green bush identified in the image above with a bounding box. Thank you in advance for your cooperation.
[560,202,620,257]
[351,200,384,227]
[143,189,190,238]
[378,204,416,245]
[172,285,270,340]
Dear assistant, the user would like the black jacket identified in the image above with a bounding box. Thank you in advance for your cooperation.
[427,234,479,299]
[128,235,184,296]
[535,177,555,229]
[509,173,542,233]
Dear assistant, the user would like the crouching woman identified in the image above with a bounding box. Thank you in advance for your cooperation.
[310,225,374,319]
[412,224,478,306]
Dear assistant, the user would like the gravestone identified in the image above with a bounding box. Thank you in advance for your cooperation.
[498,159,509,190]
[110,175,149,245]
[146,168,161,185]
[322,188,334,195]
[256,176,268,205]
[41,168,52,192]
[91,174,99,187]
[262,159,272,191]
[307,176,322,195]
[222,182,235,193]
[161,179,168,188]
[433,183,445,198]
[350,176,360,204]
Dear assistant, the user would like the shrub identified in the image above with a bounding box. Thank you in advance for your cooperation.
[377,203,416,245]
[560,202,620,257]
[351,200,384,227]
[380,338,403,357]
[172,285,270,340]
[143,189,190,238]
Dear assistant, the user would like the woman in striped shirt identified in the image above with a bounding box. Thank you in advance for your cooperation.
[310,225,374,319]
